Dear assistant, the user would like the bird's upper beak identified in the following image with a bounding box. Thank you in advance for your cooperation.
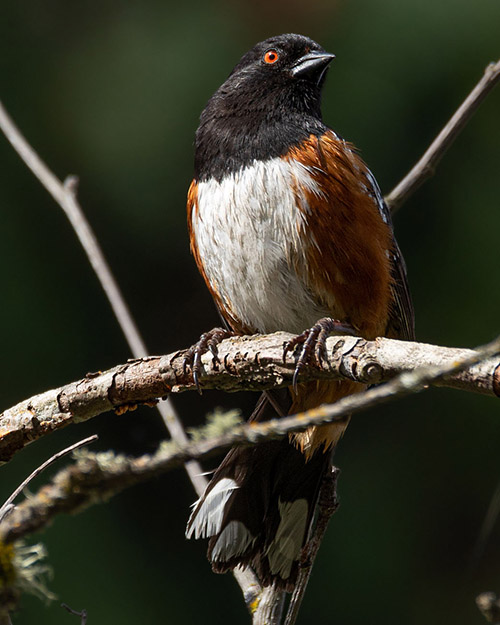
[290,51,335,82]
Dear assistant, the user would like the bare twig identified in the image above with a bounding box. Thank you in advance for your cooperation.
[0,102,144,359]
[0,435,98,522]
[61,603,88,625]
[1,332,499,545]
[385,59,500,212]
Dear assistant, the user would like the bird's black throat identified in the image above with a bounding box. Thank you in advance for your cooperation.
[194,58,329,182]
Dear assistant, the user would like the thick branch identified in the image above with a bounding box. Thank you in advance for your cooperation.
[1,332,499,544]
[1,333,499,463]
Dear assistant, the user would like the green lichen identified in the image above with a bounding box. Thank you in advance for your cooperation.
[188,408,242,442]
[0,540,55,612]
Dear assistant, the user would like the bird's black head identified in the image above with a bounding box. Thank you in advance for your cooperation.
[194,34,335,181]
[227,34,334,108]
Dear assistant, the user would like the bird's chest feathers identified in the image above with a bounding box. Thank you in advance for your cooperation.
[192,158,331,334]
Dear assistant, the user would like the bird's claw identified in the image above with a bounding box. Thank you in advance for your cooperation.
[283,317,355,391]
[183,327,234,393]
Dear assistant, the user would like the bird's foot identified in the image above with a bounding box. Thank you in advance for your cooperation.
[283,317,355,390]
[183,327,235,393]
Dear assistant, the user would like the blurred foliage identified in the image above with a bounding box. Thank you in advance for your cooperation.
[0,0,499,623]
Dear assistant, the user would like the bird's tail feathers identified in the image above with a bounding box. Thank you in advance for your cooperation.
[186,437,331,590]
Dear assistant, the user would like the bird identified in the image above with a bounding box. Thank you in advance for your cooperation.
[184,33,414,590]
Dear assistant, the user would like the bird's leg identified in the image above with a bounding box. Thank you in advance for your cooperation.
[283,317,356,390]
[183,327,235,393]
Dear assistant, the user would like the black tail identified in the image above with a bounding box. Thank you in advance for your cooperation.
[186,434,331,590]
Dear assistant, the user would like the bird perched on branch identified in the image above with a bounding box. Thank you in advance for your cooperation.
[185,33,414,590]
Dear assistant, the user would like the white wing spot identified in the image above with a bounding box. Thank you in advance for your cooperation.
[265,498,308,579]
[211,520,256,561]
[186,478,238,539]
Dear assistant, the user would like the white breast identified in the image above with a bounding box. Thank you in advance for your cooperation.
[192,158,332,334]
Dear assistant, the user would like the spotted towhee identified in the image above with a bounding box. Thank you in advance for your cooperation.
[185,33,414,590]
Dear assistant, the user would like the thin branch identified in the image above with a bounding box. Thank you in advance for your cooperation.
[1,332,499,545]
[0,100,206,494]
[385,59,500,212]
[0,435,98,522]
[232,568,262,616]
[253,585,286,625]
[61,604,88,625]
[0,102,145,359]
[1,332,498,463]
[0,102,209,502]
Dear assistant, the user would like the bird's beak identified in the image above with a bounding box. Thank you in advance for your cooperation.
[290,51,335,81]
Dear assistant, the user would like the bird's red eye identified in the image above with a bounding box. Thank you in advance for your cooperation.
[263,49,279,64]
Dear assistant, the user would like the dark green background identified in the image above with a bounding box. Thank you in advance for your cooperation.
[1,1,499,623]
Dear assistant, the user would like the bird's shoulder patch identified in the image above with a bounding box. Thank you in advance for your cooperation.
[284,132,394,339]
